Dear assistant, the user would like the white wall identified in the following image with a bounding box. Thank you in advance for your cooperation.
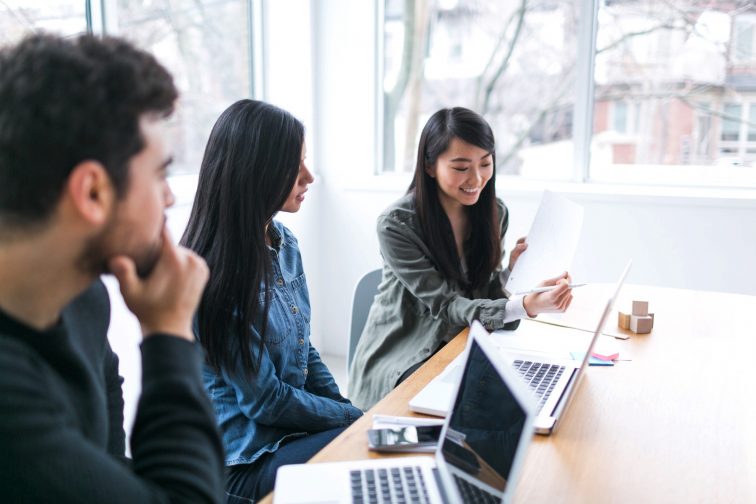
[307,180,756,358]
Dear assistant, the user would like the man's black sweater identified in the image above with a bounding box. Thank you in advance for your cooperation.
[0,280,224,502]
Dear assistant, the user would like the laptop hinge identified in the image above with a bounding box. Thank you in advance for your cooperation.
[432,467,451,504]
[550,368,578,422]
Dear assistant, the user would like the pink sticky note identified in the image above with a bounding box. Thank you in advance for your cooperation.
[591,351,619,362]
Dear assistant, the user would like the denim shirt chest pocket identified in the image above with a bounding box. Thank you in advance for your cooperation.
[255,287,307,389]
[257,289,291,345]
[262,227,312,387]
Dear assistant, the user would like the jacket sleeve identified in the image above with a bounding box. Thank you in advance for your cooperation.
[103,343,128,464]
[304,344,352,404]
[223,339,363,430]
[0,336,224,504]
[490,207,521,330]
[377,209,517,332]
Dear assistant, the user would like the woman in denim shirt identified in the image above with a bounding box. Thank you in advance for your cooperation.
[181,100,362,502]
[349,107,574,410]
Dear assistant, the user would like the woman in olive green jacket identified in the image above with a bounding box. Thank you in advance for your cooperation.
[349,107,574,410]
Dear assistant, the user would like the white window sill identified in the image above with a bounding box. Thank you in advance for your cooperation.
[174,170,756,210]
[341,174,756,209]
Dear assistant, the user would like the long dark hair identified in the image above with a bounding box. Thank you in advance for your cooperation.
[408,107,501,293]
[181,99,303,375]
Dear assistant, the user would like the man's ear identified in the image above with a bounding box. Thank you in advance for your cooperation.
[65,161,116,225]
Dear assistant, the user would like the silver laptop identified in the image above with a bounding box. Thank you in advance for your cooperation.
[410,260,632,435]
[274,322,537,504]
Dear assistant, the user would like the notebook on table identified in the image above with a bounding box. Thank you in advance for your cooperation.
[273,321,537,504]
[409,260,632,435]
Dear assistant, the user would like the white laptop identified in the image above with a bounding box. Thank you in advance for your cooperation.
[409,260,632,435]
[274,322,537,504]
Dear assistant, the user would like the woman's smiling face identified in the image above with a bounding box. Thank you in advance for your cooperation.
[426,136,493,212]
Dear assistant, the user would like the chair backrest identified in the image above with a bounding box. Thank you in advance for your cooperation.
[347,268,382,370]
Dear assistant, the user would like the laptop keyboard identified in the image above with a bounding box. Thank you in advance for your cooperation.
[453,474,500,504]
[512,360,565,412]
[350,466,430,504]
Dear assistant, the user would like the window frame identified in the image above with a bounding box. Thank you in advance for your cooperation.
[93,0,266,203]
[374,0,756,190]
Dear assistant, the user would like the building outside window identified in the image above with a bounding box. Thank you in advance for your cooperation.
[383,0,756,188]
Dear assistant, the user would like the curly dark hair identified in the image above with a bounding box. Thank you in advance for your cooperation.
[0,33,178,228]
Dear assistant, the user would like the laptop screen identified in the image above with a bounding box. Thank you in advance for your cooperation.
[440,339,528,494]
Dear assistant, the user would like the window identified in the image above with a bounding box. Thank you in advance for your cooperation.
[612,101,628,134]
[715,101,756,165]
[110,0,252,175]
[748,104,756,142]
[1,0,256,177]
[381,0,581,179]
[382,0,756,188]
[721,104,742,142]
[591,1,756,187]
[0,1,87,44]
[733,14,756,64]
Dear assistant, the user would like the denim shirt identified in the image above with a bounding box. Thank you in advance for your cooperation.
[200,221,362,466]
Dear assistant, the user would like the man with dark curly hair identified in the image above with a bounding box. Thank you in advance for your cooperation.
[0,34,224,502]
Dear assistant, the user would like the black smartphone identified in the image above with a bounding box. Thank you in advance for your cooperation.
[367,425,443,452]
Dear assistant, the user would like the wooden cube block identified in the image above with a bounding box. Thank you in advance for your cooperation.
[632,300,649,316]
[630,314,653,334]
[618,311,631,330]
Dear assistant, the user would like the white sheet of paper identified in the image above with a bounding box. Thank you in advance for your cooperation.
[491,319,592,360]
[505,190,584,296]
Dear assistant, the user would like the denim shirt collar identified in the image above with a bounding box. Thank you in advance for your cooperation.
[267,220,286,252]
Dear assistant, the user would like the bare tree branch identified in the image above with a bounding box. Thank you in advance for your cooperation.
[597,22,683,54]
[498,80,572,168]
[401,0,430,172]
[481,0,527,114]
[383,0,417,171]
[474,5,520,108]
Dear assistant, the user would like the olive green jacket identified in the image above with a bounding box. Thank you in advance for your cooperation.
[348,193,522,410]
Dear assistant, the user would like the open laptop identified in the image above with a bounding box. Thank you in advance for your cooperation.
[409,260,632,435]
[274,321,537,504]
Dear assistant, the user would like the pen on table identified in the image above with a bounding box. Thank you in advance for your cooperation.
[514,283,587,296]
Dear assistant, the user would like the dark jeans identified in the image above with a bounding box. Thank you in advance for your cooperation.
[225,427,346,503]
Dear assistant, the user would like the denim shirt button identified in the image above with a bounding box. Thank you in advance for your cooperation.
[303,368,309,376]
[291,305,298,314]
[298,338,305,345]
[276,278,284,286]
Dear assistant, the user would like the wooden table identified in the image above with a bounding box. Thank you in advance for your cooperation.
[261,284,756,503]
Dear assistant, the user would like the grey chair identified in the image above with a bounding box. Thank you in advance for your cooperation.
[347,268,382,371]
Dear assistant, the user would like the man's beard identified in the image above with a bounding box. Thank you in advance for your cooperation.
[132,237,162,279]
[79,229,163,280]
